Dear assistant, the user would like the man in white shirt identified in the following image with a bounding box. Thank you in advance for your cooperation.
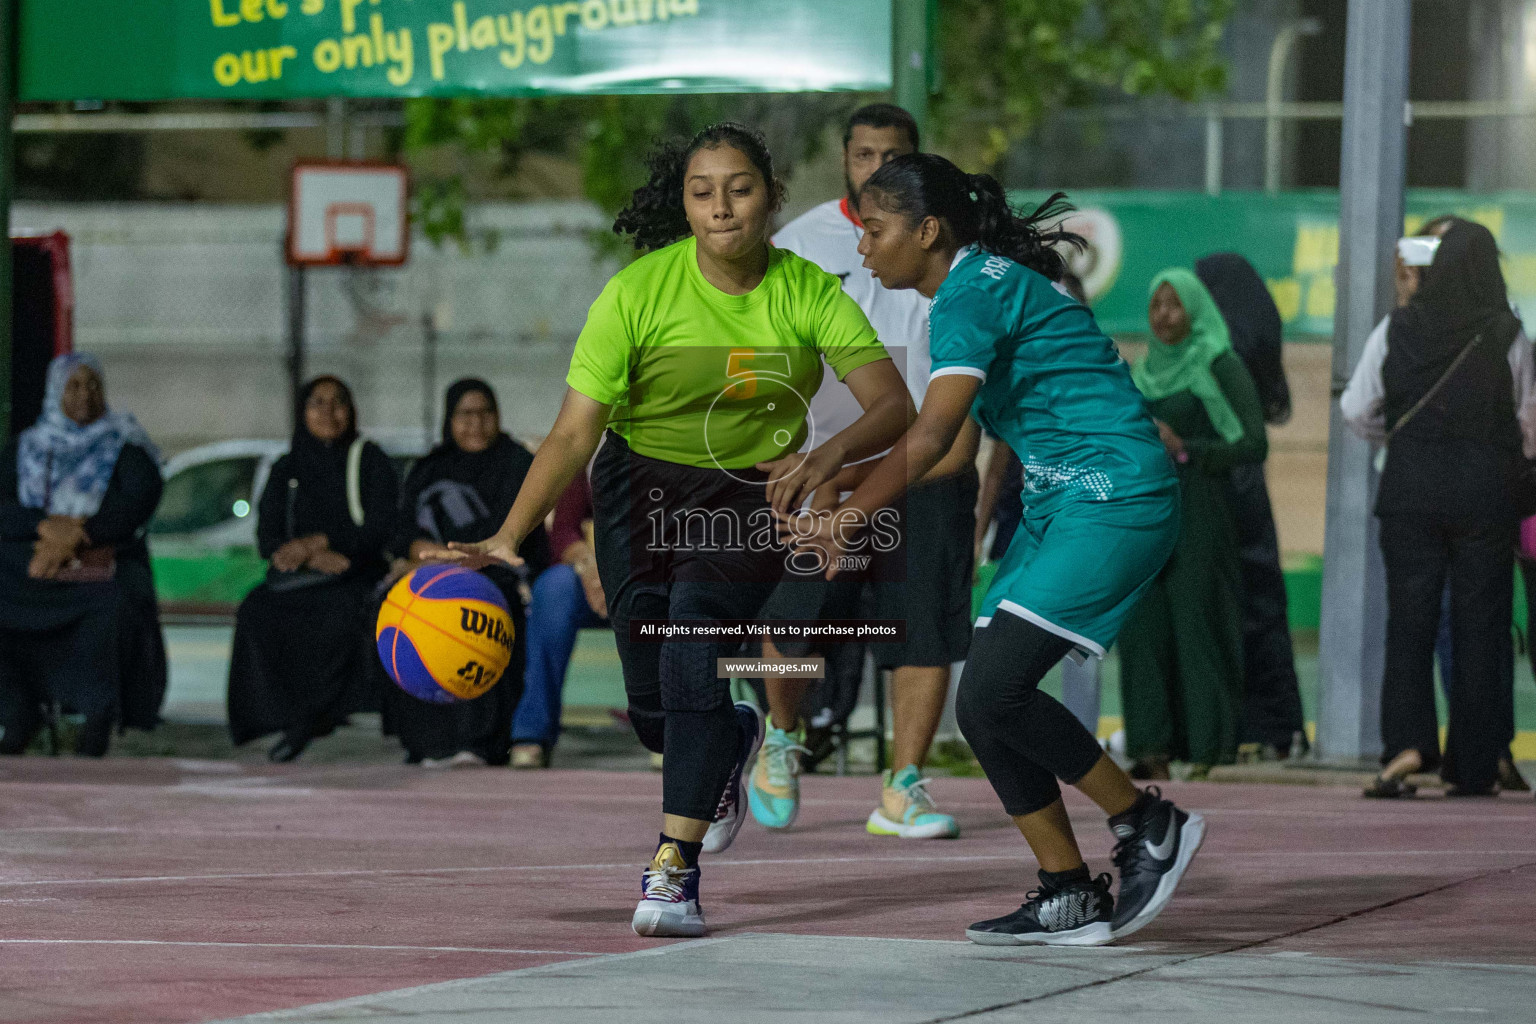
[749,104,981,839]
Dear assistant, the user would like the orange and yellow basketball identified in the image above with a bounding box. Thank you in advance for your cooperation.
[375,564,514,703]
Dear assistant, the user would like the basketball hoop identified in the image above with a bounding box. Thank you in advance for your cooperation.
[288,163,408,267]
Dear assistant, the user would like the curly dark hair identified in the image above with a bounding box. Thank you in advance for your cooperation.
[860,153,1084,281]
[613,122,787,252]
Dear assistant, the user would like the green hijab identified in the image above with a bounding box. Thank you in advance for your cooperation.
[1132,267,1245,444]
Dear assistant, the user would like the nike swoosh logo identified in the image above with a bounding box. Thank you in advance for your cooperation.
[1144,821,1177,861]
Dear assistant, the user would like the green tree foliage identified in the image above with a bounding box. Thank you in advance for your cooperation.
[403,0,1232,245]
[937,0,1233,168]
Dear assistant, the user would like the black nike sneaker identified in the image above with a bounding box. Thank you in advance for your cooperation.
[1109,787,1206,940]
[966,870,1114,946]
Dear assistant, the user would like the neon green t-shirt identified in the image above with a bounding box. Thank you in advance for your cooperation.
[567,237,889,469]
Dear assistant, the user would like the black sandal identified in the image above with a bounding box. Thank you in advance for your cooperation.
[1363,775,1417,799]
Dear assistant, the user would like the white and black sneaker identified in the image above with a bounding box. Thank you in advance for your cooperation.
[1109,786,1206,940]
[702,702,765,855]
[965,870,1114,946]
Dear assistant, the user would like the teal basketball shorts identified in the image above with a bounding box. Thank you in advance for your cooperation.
[976,490,1180,658]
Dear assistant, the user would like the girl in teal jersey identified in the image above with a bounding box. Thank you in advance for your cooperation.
[786,153,1205,946]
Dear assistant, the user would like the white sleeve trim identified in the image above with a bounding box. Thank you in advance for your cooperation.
[930,365,988,384]
[1339,316,1389,444]
[1506,328,1536,460]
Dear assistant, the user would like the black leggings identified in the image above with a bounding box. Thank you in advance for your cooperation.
[955,614,1107,816]
[591,433,784,821]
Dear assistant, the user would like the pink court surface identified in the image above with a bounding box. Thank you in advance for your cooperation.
[2,759,1533,1024]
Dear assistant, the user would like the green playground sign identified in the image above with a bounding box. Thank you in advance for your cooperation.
[18,0,893,100]
[1041,189,1536,339]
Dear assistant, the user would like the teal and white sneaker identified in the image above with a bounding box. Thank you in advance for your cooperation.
[866,764,960,839]
[748,718,810,829]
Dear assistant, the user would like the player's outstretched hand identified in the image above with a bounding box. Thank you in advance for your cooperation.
[425,533,526,569]
[758,443,844,514]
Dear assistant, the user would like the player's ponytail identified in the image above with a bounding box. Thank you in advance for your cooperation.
[613,121,786,252]
[861,154,1084,280]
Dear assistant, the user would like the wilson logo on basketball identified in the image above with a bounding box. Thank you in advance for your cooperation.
[460,607,513,651]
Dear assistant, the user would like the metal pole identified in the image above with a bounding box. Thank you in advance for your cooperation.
[892,0,930,141]
[1204,106,1223,196]
[1265,18,1323,194]
[421,309,437,446]
[286,263,306,418]
[0,0,15,441]
[1316,0,1411,763]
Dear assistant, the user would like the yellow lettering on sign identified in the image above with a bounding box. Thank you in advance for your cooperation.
[497,13,526,68]
[341,0,366,34]
[454,1,471,50]
[1268,278,1302,323]
[314,38,343,73]
[302,0,325,14]
[210,0,240,28]
[268,0,290,18]
[671,0,698,13]
[1305,273,1336,320]
[213,53,242,85]
[470,15,498,49]
[214,45,299,85]
[342,34,375,68]
[1292,223,1339,276]
[241,0,265,21]
[609,0,636,26]
[427,22,456,79]
[553,2,581,34]
[269,45,298,78]
[383,25,414,86]
[526,6,554,62]
[580,0,608,30]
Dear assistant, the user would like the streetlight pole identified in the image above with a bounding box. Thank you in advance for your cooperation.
[1316,0,1411,762]
[0,0,15,441]
[892,0,931,141]
[1264,16,1323,194]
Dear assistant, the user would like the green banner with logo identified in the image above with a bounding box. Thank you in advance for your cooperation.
[1030,189,1536,339]
[19,0,892,100]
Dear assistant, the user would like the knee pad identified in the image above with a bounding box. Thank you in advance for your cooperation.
[657,641,732,713]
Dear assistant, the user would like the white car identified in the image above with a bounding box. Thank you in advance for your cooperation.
[148,436,427,608]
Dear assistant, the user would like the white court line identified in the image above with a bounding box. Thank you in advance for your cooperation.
[0,938,603,956]
[0,849,1530,889]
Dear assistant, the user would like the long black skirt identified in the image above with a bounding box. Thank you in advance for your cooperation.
[1225,462,1306,751]
[377,565,527,766]
[227,575,379,747]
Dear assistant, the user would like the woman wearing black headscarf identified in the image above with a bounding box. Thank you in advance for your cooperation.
[227,376,398,762]
[1195,253,1306,760]
[381,379,550,766]
[1369,221,1525,797]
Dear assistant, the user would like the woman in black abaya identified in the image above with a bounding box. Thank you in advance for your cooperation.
[381,379,550,766]
[227,376,398,761]
[1195,253,1307,759]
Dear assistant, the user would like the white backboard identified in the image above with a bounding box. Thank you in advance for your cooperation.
[288,163,409,267]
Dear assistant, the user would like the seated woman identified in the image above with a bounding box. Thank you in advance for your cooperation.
[1117,268,1268,779]
[227,375,398,762]
[384,379,550,767]
[511,472,607,768]
[0,354,165,756]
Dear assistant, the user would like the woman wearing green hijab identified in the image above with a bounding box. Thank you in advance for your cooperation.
[1118,268,1268,777]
